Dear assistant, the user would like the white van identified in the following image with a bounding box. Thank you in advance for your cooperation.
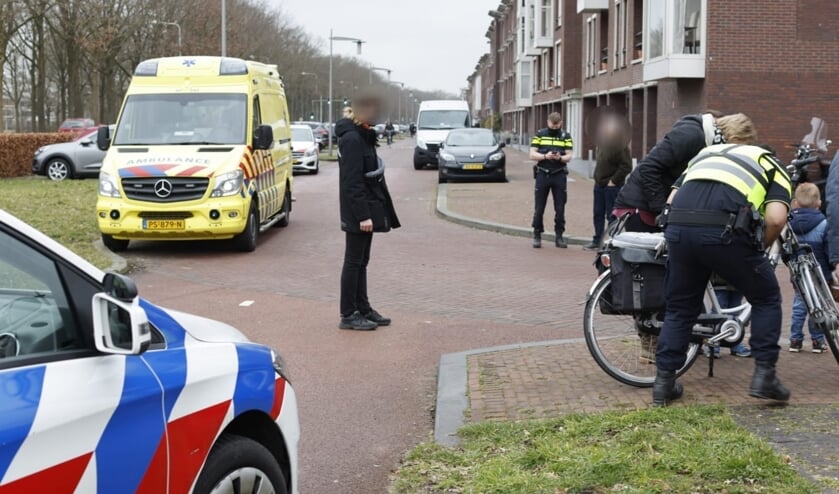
[413,100,470,170]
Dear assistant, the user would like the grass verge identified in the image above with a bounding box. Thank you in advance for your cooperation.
[392,405,814,494]
[0,178,111,269]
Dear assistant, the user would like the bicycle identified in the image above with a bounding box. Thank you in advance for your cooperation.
[583,215,839,388]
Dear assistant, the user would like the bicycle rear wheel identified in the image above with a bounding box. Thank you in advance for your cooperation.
[796,260,839,366]
[583,270,700,388]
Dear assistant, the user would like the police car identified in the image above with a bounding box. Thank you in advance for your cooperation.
[0,210,298,493]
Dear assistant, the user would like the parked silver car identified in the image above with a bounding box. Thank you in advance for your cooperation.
[32,126,113,181]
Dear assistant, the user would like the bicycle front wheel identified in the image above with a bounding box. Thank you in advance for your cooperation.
[583,270,700,388]
[798,262,839,366]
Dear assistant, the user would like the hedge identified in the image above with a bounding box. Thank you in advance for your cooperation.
[0,133,77,178]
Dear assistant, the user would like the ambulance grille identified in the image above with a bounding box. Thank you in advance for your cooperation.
[122,177,210,203]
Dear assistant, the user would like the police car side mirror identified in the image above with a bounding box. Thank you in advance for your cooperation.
[92,293,151,355]
[96,125,111,151]
[253,125,274,150]
[103,272,138,301]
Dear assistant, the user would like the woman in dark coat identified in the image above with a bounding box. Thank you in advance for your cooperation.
[336,93,400,331]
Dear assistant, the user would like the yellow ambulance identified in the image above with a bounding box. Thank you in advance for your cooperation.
[96,56,293,252]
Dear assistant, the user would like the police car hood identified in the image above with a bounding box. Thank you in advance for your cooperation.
[166,308,251,343]
[108,145,247,178]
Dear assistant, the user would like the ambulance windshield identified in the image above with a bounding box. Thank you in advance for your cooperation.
[113,93,248,146]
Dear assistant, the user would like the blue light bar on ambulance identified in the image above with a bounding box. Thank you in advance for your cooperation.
[134,60,159,76]
[220,58,248,75]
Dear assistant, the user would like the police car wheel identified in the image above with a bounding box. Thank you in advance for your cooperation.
[233,204,258,252]
[195,435,288,494]
[101,234,129,253]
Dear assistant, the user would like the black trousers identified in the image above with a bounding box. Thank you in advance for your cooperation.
[340,232,373,317]
[656,225,782,370]
[532,171,567,235]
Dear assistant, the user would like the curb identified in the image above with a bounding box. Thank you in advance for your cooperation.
[435,183,589,245]
[434,337,585,447]
[93,239,129,274]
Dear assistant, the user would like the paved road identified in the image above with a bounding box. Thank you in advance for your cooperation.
[126,137,595,493]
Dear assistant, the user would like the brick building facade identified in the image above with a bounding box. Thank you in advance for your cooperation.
[468,0,839,162]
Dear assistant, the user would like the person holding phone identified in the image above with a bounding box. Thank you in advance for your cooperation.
[335,91,400,331]
[529,112,574,248]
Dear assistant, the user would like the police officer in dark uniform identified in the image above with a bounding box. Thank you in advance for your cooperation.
[530,112,573,248]
[654,143,793,406]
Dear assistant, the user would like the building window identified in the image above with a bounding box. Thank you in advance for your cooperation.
[646,0,665,59]
[529,4,536,44]
[632,0,643,60]
[540,0,552,38]
[520,60,532,100]
[555,0,563,28]
[599,10,609,72]
[555,41,562,86]
[615,0,628,68]
[585,15,597,78]
[675,0,702,54]
[520,16,526,54]
[542,48,553,89]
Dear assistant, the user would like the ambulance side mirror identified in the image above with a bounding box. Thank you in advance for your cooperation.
[97,125,111,151]
[253,125,274,150]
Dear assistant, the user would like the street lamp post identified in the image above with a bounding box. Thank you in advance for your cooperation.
[369,66,392,85]
[152,20,182,56]
[221,0,227,56]
[391,81,405,124]
[329,29,365,155]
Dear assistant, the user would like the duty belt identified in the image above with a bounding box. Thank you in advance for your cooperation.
[536,165,567,175]
[666,208,734,227]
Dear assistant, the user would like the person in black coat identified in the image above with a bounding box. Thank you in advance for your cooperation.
[613,112,757,232]
[336,93,400,331]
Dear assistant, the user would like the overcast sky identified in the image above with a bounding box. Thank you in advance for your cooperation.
[273,0,499,94]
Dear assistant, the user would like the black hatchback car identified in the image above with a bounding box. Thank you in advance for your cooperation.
[437,128,506,183]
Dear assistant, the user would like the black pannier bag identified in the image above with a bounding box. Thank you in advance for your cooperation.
[605,233,667,313]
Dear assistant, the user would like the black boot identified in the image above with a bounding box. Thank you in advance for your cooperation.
[652,369,683,407]
[749,360,790,401]
[532,231,542,249]
[555,235,568,248]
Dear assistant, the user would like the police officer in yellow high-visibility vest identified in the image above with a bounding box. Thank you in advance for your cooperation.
[653,144,792,406]
[529,112,573,248]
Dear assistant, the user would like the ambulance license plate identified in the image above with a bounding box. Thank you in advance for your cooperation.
[143,219,185,230]
[463,163,484,170]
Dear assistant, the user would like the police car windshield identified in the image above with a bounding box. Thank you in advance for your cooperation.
[113,93,248,146]
[418,110,469,130]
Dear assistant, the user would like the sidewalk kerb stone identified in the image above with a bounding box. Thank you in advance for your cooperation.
[434,337,585,447]
[93,239,129,274]
[435,183,589,245]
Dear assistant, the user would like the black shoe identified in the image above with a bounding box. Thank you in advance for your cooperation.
[749,360,790,401]
[532,232,542,249]
[363,309,391,326]
[339,311,378,331]
[583,241,599,250]
[555,235,568,248]
[652,369,684,407]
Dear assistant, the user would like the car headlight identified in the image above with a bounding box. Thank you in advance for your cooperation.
[417,138,427,150]
[98,172,122,198]
[489,151,505,162]
[34,147,45,157]
[271,348,291,383]
[304,148,317,157]
[439,152,456,163]
[211,170,244,198]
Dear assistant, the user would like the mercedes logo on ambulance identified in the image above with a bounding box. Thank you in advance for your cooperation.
[153,179,173,198]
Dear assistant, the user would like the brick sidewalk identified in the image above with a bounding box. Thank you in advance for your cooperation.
[444,146,597,242]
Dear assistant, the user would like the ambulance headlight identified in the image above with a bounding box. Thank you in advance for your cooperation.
[98,172,122,198]
[211,170,244,197]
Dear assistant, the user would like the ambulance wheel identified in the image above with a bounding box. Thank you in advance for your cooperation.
[101,234,129,253]
[194,434,288,494]
[233,203,258,252]
[276,187,291,228]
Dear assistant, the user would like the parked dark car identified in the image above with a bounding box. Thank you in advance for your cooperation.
[32,127,113,181]
[437,128,506,183]
[293,121,329,149]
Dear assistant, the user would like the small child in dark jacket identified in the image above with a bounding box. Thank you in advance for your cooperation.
[789,183,830,353]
